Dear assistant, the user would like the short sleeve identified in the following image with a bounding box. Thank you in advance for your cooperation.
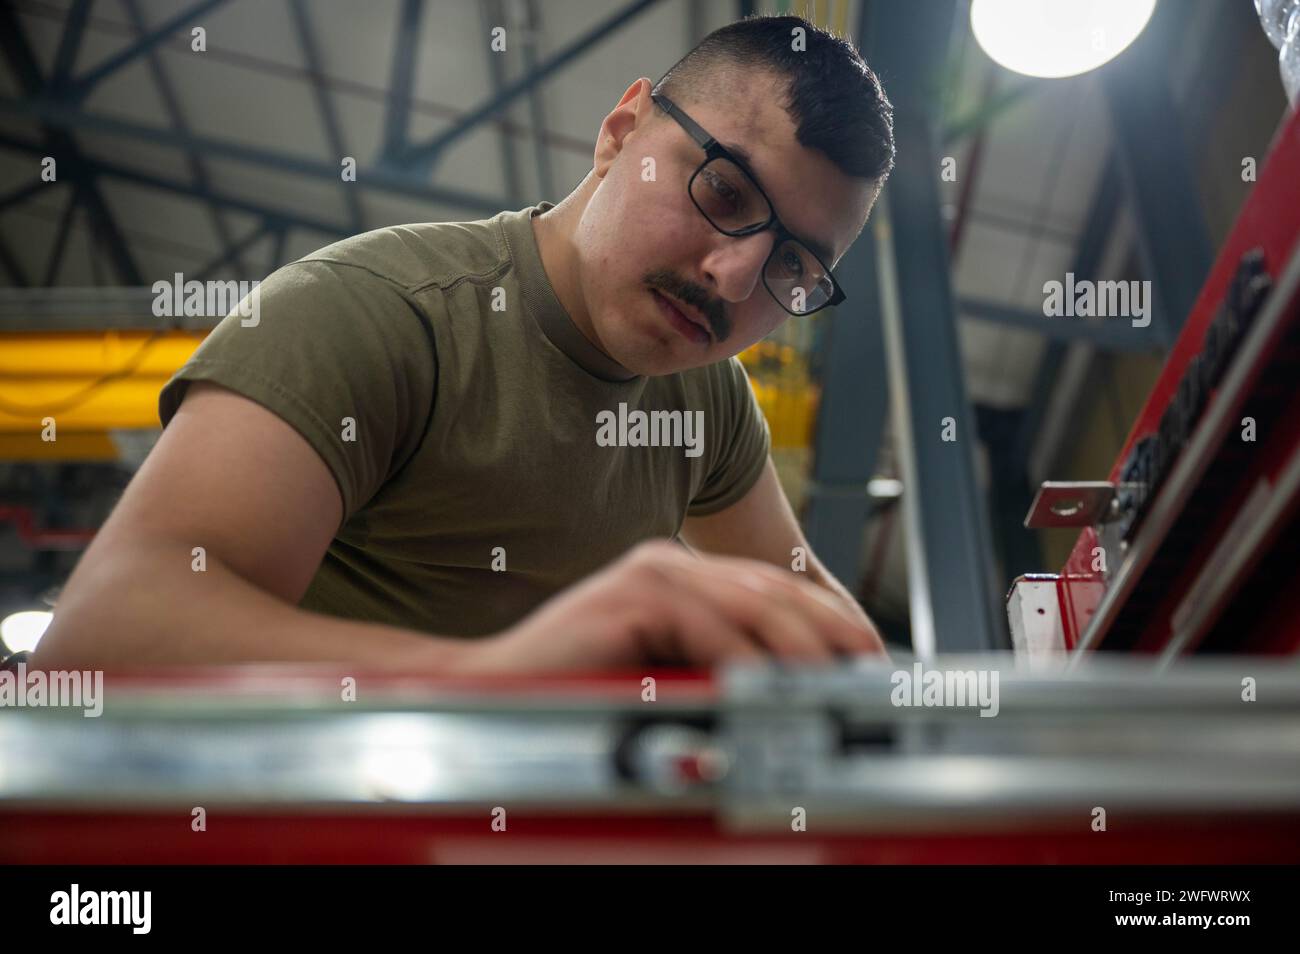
[687,357,772,516]
[157,260,438,522]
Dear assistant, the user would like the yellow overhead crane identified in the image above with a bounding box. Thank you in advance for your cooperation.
[0,329,204,460]
[0,282,221,457]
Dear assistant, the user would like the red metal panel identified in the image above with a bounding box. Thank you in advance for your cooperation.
[1060,107,1300,654]
[1060,527,1103,649]
[4,811,1297,864]
[1109,111,1300,480]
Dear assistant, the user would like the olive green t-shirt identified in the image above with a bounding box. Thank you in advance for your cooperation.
[158,202,771,637]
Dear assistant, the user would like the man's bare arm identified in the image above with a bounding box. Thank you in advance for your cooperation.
[31,382,469,670]
[34,386,882,672]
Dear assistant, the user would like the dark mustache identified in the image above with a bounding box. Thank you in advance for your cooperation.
[644,268,729,342]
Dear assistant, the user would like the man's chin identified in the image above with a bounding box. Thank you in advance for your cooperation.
[610,343,713,377]
[599,315,725,375]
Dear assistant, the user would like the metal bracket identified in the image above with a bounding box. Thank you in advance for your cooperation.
[1023,481,1119,529]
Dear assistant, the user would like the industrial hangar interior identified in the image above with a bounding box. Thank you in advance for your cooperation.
[1,0,1299,877]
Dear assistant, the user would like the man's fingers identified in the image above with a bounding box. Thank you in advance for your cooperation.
[622,541,886,662]
[707,555,881,655]
[694,571,837,661]
[637,583,767,665]
[649,553,838,661]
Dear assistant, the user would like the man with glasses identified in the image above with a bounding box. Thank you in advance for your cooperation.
[36,16,894,673]
[652,90,847,320]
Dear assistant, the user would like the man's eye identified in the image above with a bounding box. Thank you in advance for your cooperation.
[780,246,805,277]
[703,169,741,208]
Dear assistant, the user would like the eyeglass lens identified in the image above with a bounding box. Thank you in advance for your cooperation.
[690,156,834,314]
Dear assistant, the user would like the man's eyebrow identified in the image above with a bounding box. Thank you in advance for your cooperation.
[720,140,837,264]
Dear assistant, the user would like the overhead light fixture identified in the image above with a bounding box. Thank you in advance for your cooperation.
[971,0,1158,79]
[1,610,52,654]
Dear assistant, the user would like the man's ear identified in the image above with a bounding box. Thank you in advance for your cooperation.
[594,78,653,178]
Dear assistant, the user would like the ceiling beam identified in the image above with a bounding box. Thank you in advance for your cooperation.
[393,0,662,169]
[519,0,557,200]
[0,131,352,239]
[0,234,31,287]
[41,184,80,286]
[1012,156,1123,474]
[121,0,248,276]
[380,0,425,162]
[958,294,1163,351]
[289,0,365,233]
[195,219,278,282]
[0,5,142,285]
[0,177,46,213]
[0,95,509,215]
[66,0,230,101]
[49,0,93,91]
[482,0,524,207]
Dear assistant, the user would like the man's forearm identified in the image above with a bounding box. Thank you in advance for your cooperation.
[31,540,471,671]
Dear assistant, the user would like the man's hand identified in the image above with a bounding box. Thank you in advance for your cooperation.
[678,458,888,656]
[457,540,888,674]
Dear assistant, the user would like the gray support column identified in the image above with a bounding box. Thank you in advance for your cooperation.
[801,0,894,593]
[867,0,1003,655]
[802,226,888,588]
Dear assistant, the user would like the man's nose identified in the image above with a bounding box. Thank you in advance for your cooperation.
[700,230,774,303]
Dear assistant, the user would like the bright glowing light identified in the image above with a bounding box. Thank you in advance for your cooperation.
[867,478,904,499]
[1,610,52,653]
[971,0,1158,79]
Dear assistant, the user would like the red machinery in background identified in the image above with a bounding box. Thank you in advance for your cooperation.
[1009,104,1300,663]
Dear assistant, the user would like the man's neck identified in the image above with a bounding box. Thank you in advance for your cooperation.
[530,192,605,356]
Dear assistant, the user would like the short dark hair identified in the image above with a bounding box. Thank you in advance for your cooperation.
[652,14,895,182]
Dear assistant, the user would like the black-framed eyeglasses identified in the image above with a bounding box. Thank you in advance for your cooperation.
[651,91,846,317]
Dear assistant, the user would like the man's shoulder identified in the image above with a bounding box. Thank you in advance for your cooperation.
[291,212,514,294]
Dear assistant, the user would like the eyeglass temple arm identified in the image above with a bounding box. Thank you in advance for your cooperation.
[650,92,716,152]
